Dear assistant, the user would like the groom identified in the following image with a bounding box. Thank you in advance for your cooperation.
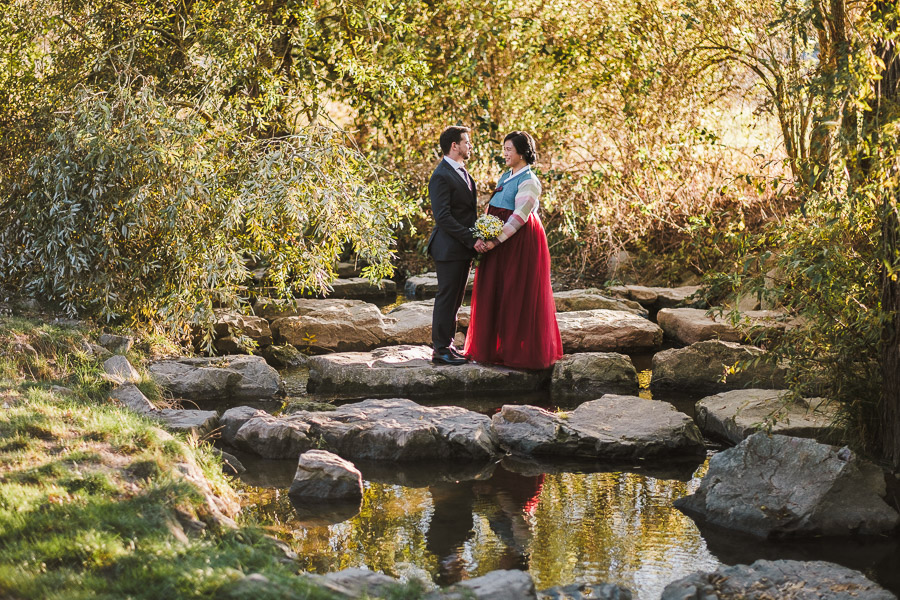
[427,126,490,365]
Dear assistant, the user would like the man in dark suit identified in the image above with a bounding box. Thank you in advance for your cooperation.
[427,126,490,365]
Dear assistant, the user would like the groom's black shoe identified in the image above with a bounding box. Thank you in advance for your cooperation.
[432,347,467,366]
[448,346,468,360]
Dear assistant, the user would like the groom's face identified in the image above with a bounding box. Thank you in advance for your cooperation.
[453,133,472,161]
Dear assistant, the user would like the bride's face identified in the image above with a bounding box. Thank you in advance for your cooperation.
[503,141,524,169]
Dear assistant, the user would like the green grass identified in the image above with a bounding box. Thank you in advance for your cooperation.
[0,314,344,600]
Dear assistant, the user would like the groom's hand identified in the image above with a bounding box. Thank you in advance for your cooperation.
[474,240,487,253]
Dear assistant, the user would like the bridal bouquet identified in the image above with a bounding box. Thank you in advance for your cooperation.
[471,214,504,240]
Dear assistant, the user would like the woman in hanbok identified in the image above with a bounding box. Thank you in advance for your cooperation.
[464,131,563,370]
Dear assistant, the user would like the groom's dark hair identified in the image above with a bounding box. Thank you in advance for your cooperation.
[439,126,470,155]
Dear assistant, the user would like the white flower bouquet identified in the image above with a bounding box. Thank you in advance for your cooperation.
[471,214,504,240]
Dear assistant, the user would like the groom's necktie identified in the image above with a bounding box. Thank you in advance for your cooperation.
[459,166,473,192]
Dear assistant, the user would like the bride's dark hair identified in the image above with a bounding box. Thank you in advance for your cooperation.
[504,131,537,165]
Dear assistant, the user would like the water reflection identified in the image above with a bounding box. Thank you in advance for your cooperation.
[237,456,721,599]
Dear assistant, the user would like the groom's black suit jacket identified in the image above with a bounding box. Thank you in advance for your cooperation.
[427,159,478,261]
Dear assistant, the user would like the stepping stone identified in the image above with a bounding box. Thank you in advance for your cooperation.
[383,300,470,345]
[674,432,899,538]
[651,340,787,393]
[550,352,638,398]
[556,309,662,353]
[227,398,500,461]
[553,288,648,316]
[289,449,363,500]
[108,383,156,415]
[661,559,896,600]
[157,409,219,437]
[404,271,474,299]
[608,285,703,309]
[696,389,838,445]
[148,355,283,401]
[307,345,550,397]
[492,394,705,460]
[270,299,388,352]
[657,307,799,345]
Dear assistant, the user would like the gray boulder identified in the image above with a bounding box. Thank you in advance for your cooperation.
[232,413,315,459]
[553,288,647,317]
[271,299,388,352]
[234,398,500,461]
[98,333,133,354]
[157,409,219,437]
[696,389,838,445]
[308,569,403,599]
[430,570,536,599]
[148,355,284,401]
[289,449,363,500]
[675,433,900,538]
[103,355,140,384]
[657,307,800,346]
[492,395,705,460]
[260,344,308,369]
[307,345,550,398]
[556,309,663,353]
[108,383,156,415]
[551,353,639,398]
[660,559,896,600]
[651,340,786,393]
[219,406,267,445]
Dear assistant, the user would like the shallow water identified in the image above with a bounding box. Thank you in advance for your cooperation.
[235,451,900,598]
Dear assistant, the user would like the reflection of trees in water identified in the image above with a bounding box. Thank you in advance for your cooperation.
[528,472,717,596]
[241,466,718,596]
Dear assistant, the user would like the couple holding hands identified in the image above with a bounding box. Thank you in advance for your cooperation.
[426,125,563,370]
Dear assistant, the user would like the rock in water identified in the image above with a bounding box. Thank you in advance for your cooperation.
[651,340,786,393]
[675,432,899,538]
[660,559,896,600]
[289,449,363,500]
[695,389,838,445]
[551,352,639,398]
[492,395,705,460]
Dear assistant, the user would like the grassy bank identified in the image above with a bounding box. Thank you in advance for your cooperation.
[0,313,348,599]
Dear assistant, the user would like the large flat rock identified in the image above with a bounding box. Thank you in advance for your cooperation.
[657,307,799,345]
[553,288,647,316]
[383,300,470,345]
[556,309,663,353]
[227,398,500,461]
[696,389,839,445]
[651,340,786,393]
[270,299,388,352]
[492,394,705,460]
[306,345,550,397]
[550,352,639,398]
[661,559,896,600]
[148,355,283,401]
[675,432,899,538]
[319,277,396,300]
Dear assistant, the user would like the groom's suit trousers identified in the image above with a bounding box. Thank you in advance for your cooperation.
[432,259,471,350]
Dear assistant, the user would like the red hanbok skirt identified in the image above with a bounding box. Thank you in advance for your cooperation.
[463,206,563,370]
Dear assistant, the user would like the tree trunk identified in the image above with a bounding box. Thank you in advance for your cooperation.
[877,6,900,468]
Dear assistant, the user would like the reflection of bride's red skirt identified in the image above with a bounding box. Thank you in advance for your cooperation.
[464,206,563,370]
